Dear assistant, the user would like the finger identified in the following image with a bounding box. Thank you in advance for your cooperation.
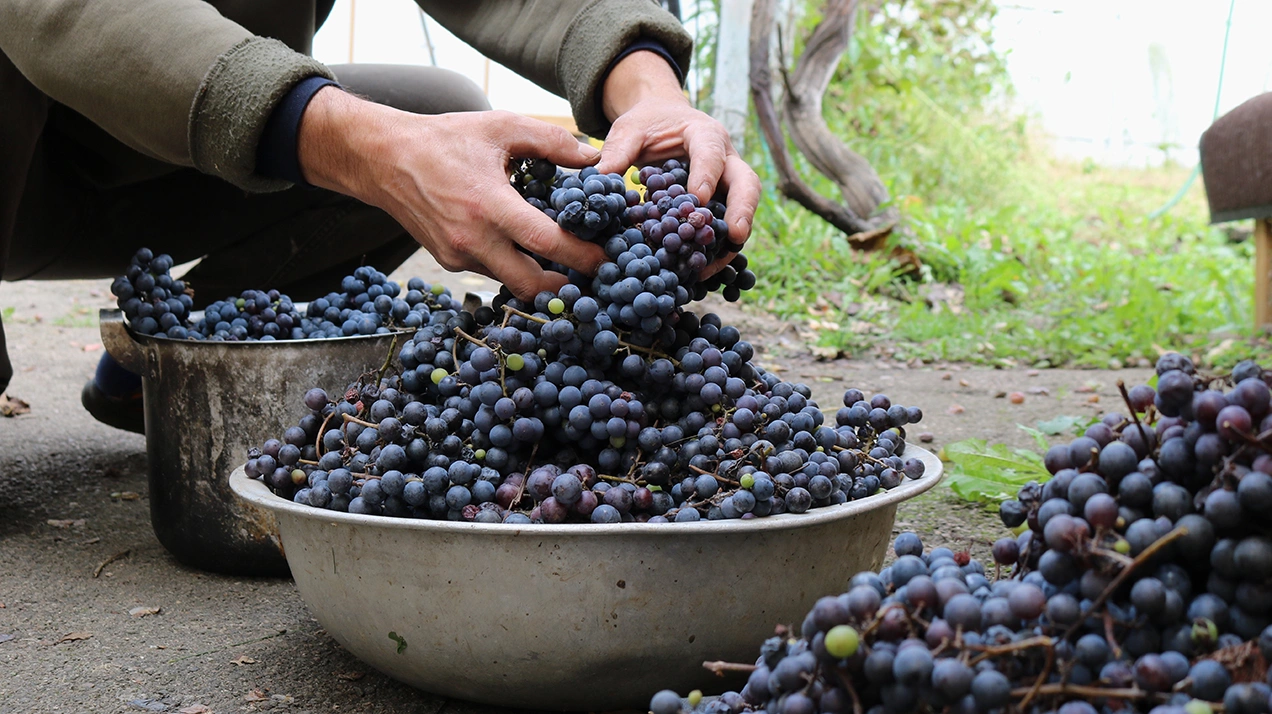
[701,252,736,281]
[496,187,607,275]
[595,119,646,175]
[479,235,570,300]
[497,112,600,169]
[720,154,761,247]
[684,127,728,205]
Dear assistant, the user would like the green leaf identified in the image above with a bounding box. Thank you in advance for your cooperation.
[942,439,1048,509]
[1017,425,1051,451]
[1147,373,1159,389]
[388,631,407,654]
[1035,414,1092,436]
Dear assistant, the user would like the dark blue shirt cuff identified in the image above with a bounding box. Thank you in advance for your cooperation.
[596,38,685,124]
[256,76,340,186]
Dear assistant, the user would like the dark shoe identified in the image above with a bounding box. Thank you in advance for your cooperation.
[81,379,144,434]
[82,354,144,434]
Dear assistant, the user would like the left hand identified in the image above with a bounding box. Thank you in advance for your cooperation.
[595,51,761,278]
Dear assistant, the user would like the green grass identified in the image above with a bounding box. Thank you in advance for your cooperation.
[740,141,1265,369]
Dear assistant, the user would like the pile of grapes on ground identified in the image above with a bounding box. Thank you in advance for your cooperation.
[235,161,929,524]
[648,354,1272,714]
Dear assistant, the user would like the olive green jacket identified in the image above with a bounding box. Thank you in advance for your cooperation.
[0,0,692,192]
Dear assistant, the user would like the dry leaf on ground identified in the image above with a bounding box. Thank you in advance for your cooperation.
[56,631,92,644]
[129,606,161,618]
[0,394,30,417]
[46,519,87,529]
[231,656,257,666]
[243,690,267,702]
[178,705,213,714]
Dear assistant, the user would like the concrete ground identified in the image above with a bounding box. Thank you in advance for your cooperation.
[0,251,1151,714]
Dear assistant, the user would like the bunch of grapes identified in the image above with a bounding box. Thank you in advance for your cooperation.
[647,355,1272,714]
[113,250,452,341]
[512,159,755,304]
[246,286,927,524]
[110,248,194,337]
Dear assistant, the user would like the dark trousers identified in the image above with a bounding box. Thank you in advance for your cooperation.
[0,60,491,391]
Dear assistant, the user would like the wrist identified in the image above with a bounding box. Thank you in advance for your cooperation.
[601,49,687,123]
[297,86,395,198]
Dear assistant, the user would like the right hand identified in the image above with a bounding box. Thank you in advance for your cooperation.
[297,88,607,299]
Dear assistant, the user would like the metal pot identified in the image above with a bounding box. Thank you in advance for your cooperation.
[100,309,401,576]
[229,447,943,710]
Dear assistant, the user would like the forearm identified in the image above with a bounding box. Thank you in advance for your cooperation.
[295,87,396,200]
[0,0,331,190]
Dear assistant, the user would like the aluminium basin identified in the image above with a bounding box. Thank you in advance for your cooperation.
[229,446,943,710]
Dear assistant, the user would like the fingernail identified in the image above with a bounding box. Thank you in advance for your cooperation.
[578,144,601,162]
[698,181,712,196]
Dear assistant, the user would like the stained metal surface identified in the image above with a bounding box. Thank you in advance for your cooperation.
[101,309,401,576]
[230,447,943,710]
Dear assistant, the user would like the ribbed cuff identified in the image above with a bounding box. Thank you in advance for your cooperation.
[189,37,336,192]
[256,76,341,186]
[559,0,694,138]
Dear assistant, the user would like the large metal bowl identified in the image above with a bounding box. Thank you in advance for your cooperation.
[229,447,943,711]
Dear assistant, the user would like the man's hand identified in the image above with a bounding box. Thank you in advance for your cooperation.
[296,87,607,299]
[596,51,761,278]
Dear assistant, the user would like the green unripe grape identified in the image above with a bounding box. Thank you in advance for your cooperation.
[431,368,448,384]
[1184,701,1211,714]
[430,283,445,295]
[236,298,246,308]
[1192,618,1218,645]
[506,353,525,371]
[740,474,755,489]
[610,436,626,449]
[1113,538,1131,555]
[688,691,703,707]
[824,625,859,659]
[538,349,548,358]
[548,298,565,315]
[291,468,307,486]
[474,449,487,461]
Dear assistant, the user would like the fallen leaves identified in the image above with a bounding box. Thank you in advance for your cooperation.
[334,671,366,681]
[56,631,92,644]
[46,519,87,529]
[178,705,213,714]
[82,343,102,353]
[947,404,965,415]
[244,690,267,702]
[958,378,971,387]
[129,606,161,618]
[231,655,257,666]
[111,491,141,501]
[918,432,935,443]
[1008,392,1025,404]
[0,394,30,417]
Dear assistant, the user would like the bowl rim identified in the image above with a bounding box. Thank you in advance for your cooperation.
[230,445,944,537]
[102,308,413,348]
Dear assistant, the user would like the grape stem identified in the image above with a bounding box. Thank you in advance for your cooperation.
[1006,683,1179,705]
[342,413,379,429]
[375,335,399,388]
[1061,525,1188,642]
[1116,379,1160,470]
[701,660,757,676]
[832,668,865,714]
[501,304,549,325]
[616,338,681,367]
[314,408,336,457]
[688,463,739,486]
[453,328,488,348]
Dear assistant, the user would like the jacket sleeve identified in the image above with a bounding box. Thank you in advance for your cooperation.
[0,0,334,192]
[417,0,692,138]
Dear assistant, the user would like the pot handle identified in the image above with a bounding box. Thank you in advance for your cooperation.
[99,309,148,375]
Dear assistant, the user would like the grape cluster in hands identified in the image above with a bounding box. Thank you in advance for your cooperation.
[513,159,755,303]
[650,355,1272,714]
